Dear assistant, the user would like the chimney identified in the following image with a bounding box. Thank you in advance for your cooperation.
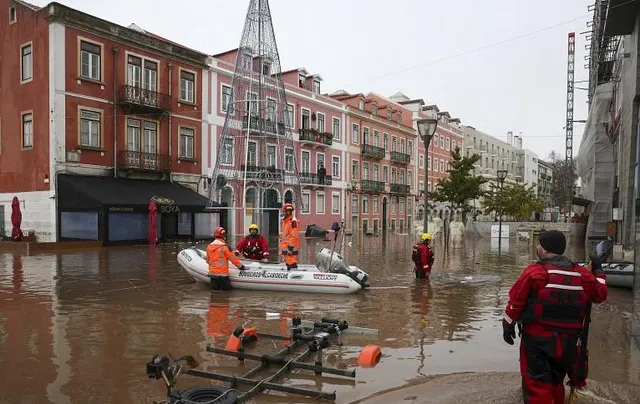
[507,131,513,146]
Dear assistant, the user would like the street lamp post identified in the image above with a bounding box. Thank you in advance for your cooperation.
[496,169,508,251]
[417,118,439,233]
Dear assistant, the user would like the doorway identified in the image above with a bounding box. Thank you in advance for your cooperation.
[263,189,280,236]
[382,197,388,230]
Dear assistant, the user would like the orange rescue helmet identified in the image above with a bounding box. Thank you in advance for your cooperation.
[214,227,226,239]
[282,203,294,214]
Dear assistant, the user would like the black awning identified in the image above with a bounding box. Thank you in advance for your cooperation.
[57,174,219,213]
[572,196,592,207]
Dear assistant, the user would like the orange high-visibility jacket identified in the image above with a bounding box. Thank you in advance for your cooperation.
[207,239,242,276]
[280,215,300,255]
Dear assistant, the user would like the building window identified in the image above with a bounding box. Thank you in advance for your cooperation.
[262,60,271,75]
[179,127,195,159]
[332,193,340,214]
[446,138,450,150]
[80,40,102,81]
[79,109,101,148]
[313,79,321,94]
[352,196,359,214]
[247,141,257,165]
[363,127,370,145]
[433,135,439,148]
[126,118,141,151]
[408,171,413,187]
[397,112,402,124]
[180,70,195,103]
[362,196,369,214]
[221,85,232,112]
[9,6,16,23]
[266,98,277,122]
[391,136,397,152]
[419,154,424,169]
[408,140,413,157]
[20,43,32,82]
[434,158,439,172]
[298,73,306,88]
[383,133,389,150]
[286,104,295,128]
[267,144,276,168]
[221,138,233,164]
[451,140,456,150]
[362,162,369,180]
[351,160,359,181]
[301,192,310,214]
[332,117,340,139]
[316,192,325,214]
[387,109,392,120]
[440,135,445,148]
[285,147,294,171]
[382,166,388,182]
[21,112,33,148]
[358,99,364,110]
[373,196,379,213]
[332,156,340,178]
[391,168,397,184]
[372,104,378,115]
[301,109,311,130]
[143,121,158,154]
[373,164,379,181]
[352,124,359,144]
[317,112,325,133]
[301,150,310,173]
[373,130,380,147]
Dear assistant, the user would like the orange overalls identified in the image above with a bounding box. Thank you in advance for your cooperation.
[280,215,300,269]
[206,239,242,276]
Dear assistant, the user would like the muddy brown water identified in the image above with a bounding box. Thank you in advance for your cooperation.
[0,235,638,404]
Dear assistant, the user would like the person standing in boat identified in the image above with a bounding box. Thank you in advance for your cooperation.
[501,230,607,404]
[207,227,247,290]
[412,233,434,279]
[234,223,270,262]
[280,203,300,270]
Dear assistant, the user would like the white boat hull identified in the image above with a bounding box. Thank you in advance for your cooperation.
[577,261,634,289]
[177,247,368,294]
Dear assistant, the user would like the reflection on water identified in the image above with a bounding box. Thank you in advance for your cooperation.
[0,234,638,404]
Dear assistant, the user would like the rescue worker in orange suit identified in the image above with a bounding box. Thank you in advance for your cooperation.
[206,226,247,290]
[502,230,607,404]
[412,233,434,279]
[279,203,300,270]
[234,223,270,262]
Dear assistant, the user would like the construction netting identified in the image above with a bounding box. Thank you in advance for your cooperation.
[576,82,615,244]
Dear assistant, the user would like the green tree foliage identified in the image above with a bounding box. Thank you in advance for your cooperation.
[482,182,545,221]
[430,147,488,218]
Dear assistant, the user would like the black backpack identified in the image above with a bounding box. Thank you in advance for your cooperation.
[412,243,422,265]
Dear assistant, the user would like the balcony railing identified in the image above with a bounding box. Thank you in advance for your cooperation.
[390,183,411,194]
[299,128,332,146]
[390,151,411,165]
[299,172,332,186]
[361,144,385,159]
[118,85,171,112]
[242,115,286,136]
[240,164,285,182]
[117,150,171,172]
[360,179,386,193]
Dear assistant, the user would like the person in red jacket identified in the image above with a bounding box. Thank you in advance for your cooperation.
[502,230,607,404]
[412,233,434,279]
[234,223,270,262]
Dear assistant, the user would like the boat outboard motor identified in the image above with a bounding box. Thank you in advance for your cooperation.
[315,248,369,288]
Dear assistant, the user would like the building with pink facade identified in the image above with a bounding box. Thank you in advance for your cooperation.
[206,50,348,236]
[330,91,416,234]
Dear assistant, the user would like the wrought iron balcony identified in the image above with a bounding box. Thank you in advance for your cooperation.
[361,144,385,159]
[242,115,286,136]
[390,151,411,165]
[240,164,285,182]
[299,128,332,146]
[360,179,386,193]
[390,183,411,194]
[118,85,171,113]
[299,172,332,186]
[117,150,171,172]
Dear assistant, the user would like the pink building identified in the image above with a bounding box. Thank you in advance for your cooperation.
[330,92,416,234]
[208,50,348,236]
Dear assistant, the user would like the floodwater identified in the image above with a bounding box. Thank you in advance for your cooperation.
[0,234,638,404]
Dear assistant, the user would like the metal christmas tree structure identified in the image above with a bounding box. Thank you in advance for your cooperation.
[207,0,303,236]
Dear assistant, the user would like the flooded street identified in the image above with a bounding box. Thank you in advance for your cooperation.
[1,235,638,404]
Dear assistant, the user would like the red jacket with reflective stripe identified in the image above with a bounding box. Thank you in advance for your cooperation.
[503,256,607,337]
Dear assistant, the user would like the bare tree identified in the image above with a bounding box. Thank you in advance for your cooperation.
[547,151,577,209]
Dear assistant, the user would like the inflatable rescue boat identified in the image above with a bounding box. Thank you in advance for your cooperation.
[177,247,370,294]
[577,261,634,289]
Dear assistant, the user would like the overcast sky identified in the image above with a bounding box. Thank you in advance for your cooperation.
[33,0,594,160]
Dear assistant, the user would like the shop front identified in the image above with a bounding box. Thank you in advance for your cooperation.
[57,174,224,245]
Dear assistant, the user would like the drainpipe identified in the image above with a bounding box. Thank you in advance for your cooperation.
[168,63,173,164]
[112,46,119,178]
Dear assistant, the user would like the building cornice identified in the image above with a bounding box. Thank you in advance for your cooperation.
[44,2,209,67]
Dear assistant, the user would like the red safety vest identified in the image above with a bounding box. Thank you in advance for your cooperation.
[522,262,590,332]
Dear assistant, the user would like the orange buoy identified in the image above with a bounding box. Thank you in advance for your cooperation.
[357,344,382,367]
[225,334,241,351]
